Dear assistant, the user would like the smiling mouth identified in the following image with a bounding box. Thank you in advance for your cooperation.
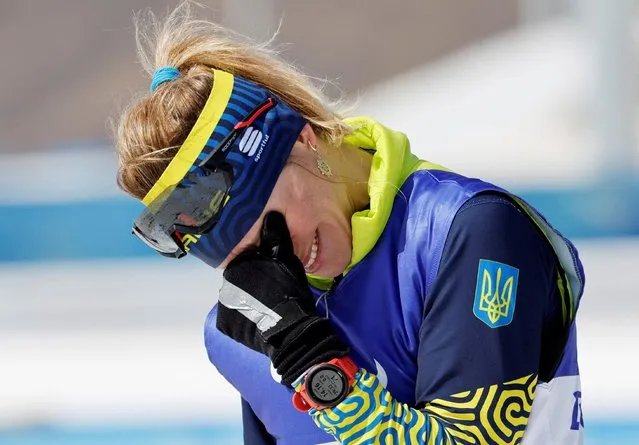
[303,232,319,272]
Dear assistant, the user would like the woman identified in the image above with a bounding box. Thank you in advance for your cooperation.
[115,4,585,444]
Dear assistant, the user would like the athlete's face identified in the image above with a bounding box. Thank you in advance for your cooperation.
[220,126,355,278]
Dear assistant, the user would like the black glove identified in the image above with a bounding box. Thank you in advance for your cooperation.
[216,211,349,386]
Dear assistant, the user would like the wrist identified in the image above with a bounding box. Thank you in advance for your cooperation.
[271,317,349,387]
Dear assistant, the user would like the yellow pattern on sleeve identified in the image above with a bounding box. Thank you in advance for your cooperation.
[308,369,538,444]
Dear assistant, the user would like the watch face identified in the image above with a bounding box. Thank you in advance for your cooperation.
[308,365,347,406]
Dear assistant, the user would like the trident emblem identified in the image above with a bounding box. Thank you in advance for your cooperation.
[479,267,514,323]
[473,260,519,328]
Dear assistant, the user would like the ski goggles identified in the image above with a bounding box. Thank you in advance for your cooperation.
[132,69,307,267]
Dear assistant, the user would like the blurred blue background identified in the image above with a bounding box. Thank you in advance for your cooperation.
[1,0,638,444]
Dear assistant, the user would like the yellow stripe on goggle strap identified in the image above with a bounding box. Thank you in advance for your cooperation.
[142,69,235,206]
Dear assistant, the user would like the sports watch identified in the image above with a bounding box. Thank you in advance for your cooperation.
[292,356,358,411]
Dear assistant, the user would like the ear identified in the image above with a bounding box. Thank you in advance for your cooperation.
[297,123,317,148]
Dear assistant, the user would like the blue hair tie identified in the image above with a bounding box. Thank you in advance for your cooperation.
[150,67,182,92]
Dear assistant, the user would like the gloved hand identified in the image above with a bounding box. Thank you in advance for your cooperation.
[216,211,349,387]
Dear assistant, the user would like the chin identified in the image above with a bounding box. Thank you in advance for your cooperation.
[311,226,352,278]
[316,256,350,279]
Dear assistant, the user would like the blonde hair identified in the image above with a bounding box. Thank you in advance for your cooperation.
[115,1,351,200]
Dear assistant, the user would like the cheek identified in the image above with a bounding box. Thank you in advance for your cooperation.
[270,169,317,222]
[320,221,353,274]
[264,167,298,210]
[305,189,354,276]
[256,166,354,275]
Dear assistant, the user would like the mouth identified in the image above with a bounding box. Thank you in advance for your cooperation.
[302,231,320,273]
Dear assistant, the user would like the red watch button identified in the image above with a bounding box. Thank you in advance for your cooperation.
[292,392,311,412]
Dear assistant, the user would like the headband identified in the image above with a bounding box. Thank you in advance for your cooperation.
[141,69,307,267]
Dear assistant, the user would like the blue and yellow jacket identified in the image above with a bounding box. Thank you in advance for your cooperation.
[205,118,585,444]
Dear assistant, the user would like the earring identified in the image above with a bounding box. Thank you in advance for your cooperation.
[308,141,333,177]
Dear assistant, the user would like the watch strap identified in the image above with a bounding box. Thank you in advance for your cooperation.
[292,356,358,411]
